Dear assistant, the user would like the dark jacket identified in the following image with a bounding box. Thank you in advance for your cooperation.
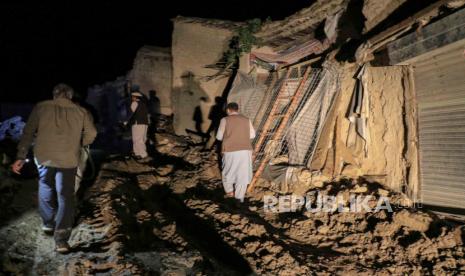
[130,100,149,125]
[148,97,161,116]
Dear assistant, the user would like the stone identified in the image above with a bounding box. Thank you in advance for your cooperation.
[351,184,368,194]
[393,210,433,232]
[156,164,174,176]
[378,188,389,197]
[318,226,330,234]
[341,164,362,178]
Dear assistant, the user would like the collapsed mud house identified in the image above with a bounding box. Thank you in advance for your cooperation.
[81,1,465,210]
[2,0,465,275]
[168,0,465,217]
[86,0,465,220]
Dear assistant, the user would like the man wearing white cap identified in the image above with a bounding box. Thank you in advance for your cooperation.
[129,91,149,161]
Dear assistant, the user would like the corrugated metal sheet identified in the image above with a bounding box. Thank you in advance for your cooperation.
[414,39,465,209]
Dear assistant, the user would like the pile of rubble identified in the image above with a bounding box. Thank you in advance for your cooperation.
[155,133,465,274]
[254,178,465,274]
[1,132,464,275]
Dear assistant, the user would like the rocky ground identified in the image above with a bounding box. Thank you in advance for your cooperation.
[1,132,464,275]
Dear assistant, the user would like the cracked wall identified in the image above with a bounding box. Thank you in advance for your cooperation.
[311,64,419,199]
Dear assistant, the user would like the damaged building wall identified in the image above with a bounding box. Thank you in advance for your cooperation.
[385,7,465,210]
[86,76,128,129]
[229,0,460,202]
[311,64,419,199]
[256,0,349,51]
[129,46,172,115]
[171,17,236,135]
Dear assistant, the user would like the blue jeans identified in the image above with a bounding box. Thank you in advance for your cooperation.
[37,165,76,242]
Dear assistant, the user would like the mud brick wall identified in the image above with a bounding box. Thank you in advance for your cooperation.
[129,46,173,115]
[171,21,233,135]
[311,64,419,199]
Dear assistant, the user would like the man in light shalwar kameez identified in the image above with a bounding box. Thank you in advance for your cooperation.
[216,102,256,202]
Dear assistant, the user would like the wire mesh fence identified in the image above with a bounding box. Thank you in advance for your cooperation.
[252,71,288,138]
[248,62,340,186]
[228,72,273,126]
[272,69,325,166]
[227,60,340,190]
[240,75,272,125]
[288,66,339,167]
[252,67,303,171]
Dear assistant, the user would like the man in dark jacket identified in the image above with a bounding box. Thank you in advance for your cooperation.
[129,91,150,161]
[12,83,97,253]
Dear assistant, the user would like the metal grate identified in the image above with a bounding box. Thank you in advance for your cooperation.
[252,68,302,171]
[240,73,274,124]
[252,70,289,146]
[413,40,465,210]
[252,72,286,136]
[272,69,324,166]
[247,63,340,192]
[248,67,315,192]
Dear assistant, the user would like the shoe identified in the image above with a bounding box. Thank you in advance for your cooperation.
[55,241,71,254]
[224,193,234,199]
[125,152,137,160]
[42,225,54,235]
[224,197,241,208]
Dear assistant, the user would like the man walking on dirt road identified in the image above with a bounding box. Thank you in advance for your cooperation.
[12,83,97,254]
[128,90,150,162]
[216,102,255,202]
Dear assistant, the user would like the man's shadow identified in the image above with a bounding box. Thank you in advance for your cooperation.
[172,71,209,136]
[204,96,226,167]
[206,96,226,141]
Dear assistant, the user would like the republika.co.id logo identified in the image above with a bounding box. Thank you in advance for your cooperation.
[263,192,396,213]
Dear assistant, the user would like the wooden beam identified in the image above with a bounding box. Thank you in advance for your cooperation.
[283,56,322,70]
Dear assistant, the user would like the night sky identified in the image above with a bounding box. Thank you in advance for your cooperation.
[1,1,311,103]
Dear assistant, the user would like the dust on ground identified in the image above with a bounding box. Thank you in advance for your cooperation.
[1,132,464,275]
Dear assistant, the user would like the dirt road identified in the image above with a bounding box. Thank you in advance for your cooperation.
[1,134,464,275]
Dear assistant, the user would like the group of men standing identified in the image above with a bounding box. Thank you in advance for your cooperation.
[11,83,255,253]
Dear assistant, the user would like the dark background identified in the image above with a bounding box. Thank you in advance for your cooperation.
[0,1,311,103]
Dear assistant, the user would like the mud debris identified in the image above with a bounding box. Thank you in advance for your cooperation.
[1,133,464,275]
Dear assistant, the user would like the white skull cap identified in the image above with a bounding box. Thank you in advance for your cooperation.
[131,92,143,97]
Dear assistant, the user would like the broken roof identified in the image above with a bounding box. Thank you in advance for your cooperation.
[256,0,349,51]
[254,0,465,64]
[172,1,348,51]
